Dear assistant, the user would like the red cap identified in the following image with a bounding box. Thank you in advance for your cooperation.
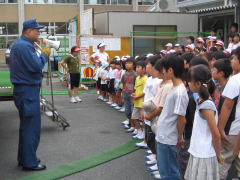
[73,47,81,52]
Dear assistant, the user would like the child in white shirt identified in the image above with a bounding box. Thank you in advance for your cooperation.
[185,64,222,180]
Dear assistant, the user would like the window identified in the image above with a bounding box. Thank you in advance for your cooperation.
[55,0,77,3]
[39,22,68,35]
[0,23,18,49]
[133,25,177,56]
[84,0,99,4]
[138,0,155,5]
[133,26,155,56]
[0,36,18,49]
[155,26,177,51]
[143,0,155,5]
[84,0,131,4]
[0,0,17,3]
[55,22,68,34]
[0,23,18,35]
[118,0,129,4]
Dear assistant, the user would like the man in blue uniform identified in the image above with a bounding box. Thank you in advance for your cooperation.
[9,19,51,171]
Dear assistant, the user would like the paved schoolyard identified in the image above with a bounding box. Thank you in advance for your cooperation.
[0,84,153,180]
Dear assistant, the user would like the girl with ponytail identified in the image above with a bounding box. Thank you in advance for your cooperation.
[185,64,222,180]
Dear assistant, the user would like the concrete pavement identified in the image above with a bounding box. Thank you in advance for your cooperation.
[0,88,153,180]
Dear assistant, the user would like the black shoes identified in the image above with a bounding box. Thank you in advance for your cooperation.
[18,159,41,167]
[22,164,46,171]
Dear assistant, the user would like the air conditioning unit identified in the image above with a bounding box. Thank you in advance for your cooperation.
[147,0,179,12]
[159,0,168,10]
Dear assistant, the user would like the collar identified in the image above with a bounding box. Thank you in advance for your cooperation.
[20,35,34,45]
[69,54,77,58]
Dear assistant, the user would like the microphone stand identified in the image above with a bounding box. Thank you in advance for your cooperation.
[35,42,55,121]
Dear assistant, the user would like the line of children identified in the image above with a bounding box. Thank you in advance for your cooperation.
[95,46,240,180]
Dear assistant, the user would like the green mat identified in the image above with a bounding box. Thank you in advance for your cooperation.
[0,90,97,96]
[11,140,140,180]
[40,90,97,95]
[0,70,12,87]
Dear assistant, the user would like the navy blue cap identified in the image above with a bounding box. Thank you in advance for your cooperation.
[23,19,44,30]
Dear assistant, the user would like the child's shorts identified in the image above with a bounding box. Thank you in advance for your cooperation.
[107,79,115,93]
[131,107,142,120]
[97,78,101,89]
[100,84,107,92]
[69,73,80,90]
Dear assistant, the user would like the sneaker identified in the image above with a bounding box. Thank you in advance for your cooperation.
[132,129,138,136]
[106,101,112,104]
[135,141,148,149]
[152,171,161,179]
[145,150,152,155]
[115,106,121,110]
[97,96,103,100]
[124,124,130,129]
[145,154,156,161]
[111,103,117,107]
[133,130,144,140]
[74,96,82,102]
[100,96,104,101]
[103,98,108,102]
[70,97,77,103]
[118,107,125,112]
[121,119,129,125]
[147,164,158,172]
[151,171,159,176]
[145,159,157,165]
[126,127,135,133]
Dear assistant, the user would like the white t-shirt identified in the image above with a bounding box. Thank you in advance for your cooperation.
[144,77,162,101]
[93,66,102,80]
[222,73,240,135]
[156,84,189,145]
[91,51,109,64]
[232,42,240,51]
[100,69,108,85]
[188,100,218,158]
[228,42,234,50]
[108,68,117,79]
[143,76,162,126]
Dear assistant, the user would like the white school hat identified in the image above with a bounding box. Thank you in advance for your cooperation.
[160,50,167,54]
[185,44,194,51]
[114,56,121,61]
[98,43,106,48]
[165,43,173,48]
[167,49,176,54]
[146,53,154,58]
[216,41,224,47]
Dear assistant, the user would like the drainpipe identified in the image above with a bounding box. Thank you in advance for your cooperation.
[18,0,25,36]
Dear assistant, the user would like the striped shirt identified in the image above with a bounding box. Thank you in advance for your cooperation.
[156,83,189,145]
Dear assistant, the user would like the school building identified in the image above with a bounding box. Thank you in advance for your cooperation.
[0,0,156,62]
[0,0,239,62]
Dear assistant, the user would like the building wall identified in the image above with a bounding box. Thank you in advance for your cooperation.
[0,4,150,23]
[85,5,149,13]
[94,12,109,34]
[0,4,150,62]
[0,4,18,22]
[25,4,78,22]
[88,37,131,60]
[0,50,6,63]
[104,12,198,36]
